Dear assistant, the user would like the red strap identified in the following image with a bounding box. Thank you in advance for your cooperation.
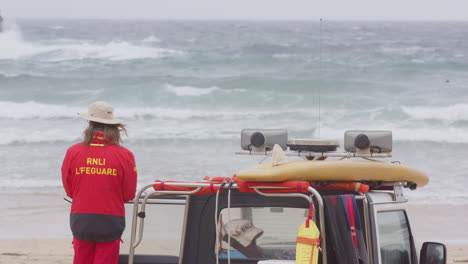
[297,237,320,264]
[160,181,165,190]
[306,202,314,228]
[345,195,358,248]
[296,237,320,245]
[210,182,214,192]
[309,202,314,220]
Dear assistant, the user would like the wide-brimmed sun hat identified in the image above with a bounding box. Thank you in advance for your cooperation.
[78,101,123,125]
[223,219,264,247]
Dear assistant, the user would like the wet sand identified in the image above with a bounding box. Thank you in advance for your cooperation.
[0,193,467,263]
[407,204,468,263]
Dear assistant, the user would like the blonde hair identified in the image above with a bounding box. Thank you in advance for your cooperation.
[82,121,127,146]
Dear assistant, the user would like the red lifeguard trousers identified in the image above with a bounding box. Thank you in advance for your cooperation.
[73,237,120,264]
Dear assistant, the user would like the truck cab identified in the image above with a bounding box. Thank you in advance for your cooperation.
[119,130,446,264]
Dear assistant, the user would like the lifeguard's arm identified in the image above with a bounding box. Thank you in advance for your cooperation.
[123,151,138,202]
[61,149,74,198]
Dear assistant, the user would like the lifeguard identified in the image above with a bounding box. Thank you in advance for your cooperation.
[62,101,137,264]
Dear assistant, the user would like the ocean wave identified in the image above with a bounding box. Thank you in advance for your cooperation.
[164,84,220,96]
[0,125,237,145]
[319,125,468,144]
[3,124,468,145]
[0,71,45,78]
[272,53,296,59]
[49,41,182,61]
[380,45,437,56]
[2,121,468,145]
[0,178,63,189]
[394,127,468,143]
[2,100,468,144]
[0,131,80,145]
[402,104,468,122]
[0,26,183,61]
[0,101,81,119]
[0,100,307,121]
[142,35,161,43]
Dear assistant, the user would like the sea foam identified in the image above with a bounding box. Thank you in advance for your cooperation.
[142,35,161,43]
[164,84,220,96]
[0,101,81,119]
[402,104,468,122]
[0,100,306,120]
[0,26,182,61]
[2,100,468,144]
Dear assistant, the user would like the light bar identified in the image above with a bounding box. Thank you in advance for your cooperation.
[344,130,392,153]
[241,129,288,152]
[288,139,339,152]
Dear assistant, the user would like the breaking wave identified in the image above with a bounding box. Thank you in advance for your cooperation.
[164,84,220,97]
[142,35,161,43]
[318,125,468,144]
[380,45,437,56]
[0,26,182,61]
[402,104,468,122]
[0,101,81,119]
[0,100,311,121]
[2,100,468,144]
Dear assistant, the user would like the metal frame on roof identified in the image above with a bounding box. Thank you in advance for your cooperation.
[126,180,405,264]
[127,181,329,264]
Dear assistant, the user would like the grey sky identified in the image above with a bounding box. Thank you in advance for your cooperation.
[2,0,468,20]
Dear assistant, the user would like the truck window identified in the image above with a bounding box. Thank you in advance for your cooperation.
[218,207,309,260]
[377,210,412,264]
[121,202,185,258]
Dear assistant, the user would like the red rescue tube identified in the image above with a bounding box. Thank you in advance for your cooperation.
[236,178,311,193]
[153,178,369,195]
[153,180,221,195]
[203,176,232,182]
[154,179,311,195]
[313,182,369,193]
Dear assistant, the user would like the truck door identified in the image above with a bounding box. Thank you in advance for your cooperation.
[370,193,417,264]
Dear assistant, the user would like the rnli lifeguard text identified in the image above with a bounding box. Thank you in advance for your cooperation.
[75,158,117,176]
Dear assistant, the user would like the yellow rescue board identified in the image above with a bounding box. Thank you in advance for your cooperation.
[237,160,429,187]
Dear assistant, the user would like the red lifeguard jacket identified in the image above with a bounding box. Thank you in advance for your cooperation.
[61,132,137,242]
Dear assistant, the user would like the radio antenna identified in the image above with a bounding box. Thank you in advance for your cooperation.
[318,18,323,138]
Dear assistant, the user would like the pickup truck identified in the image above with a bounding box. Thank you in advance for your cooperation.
[118,130,446,264]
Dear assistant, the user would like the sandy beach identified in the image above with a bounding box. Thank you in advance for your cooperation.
[1,239,467,264]
[0,192,467,263]
[408,204,468,263]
